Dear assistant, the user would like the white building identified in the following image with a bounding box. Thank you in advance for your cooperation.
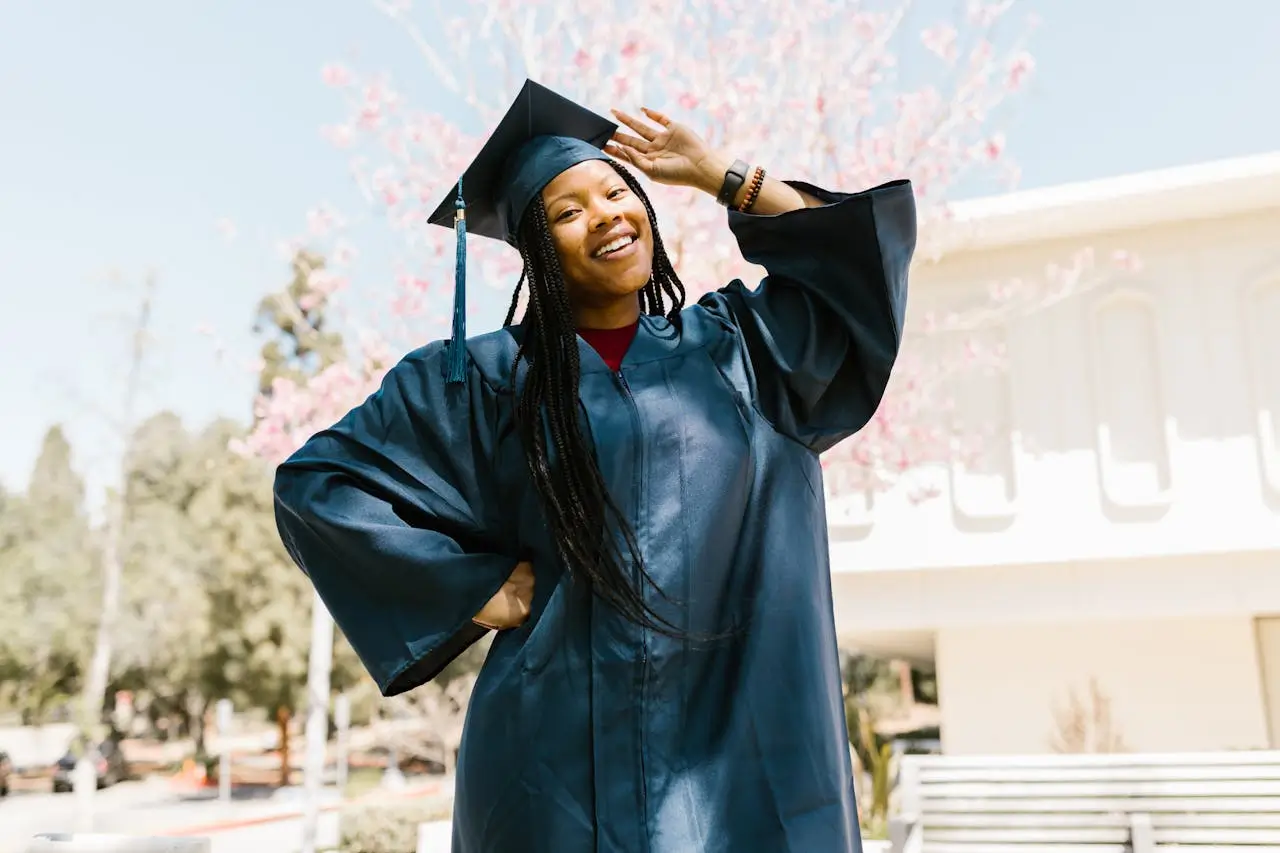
[830,151,1280,756]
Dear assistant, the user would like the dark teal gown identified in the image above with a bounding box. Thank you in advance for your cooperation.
[274,179,915,853]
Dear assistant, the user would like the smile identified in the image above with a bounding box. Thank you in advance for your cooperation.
[592,235,637,259]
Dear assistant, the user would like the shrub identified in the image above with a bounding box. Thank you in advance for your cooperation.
[339,793,455,853]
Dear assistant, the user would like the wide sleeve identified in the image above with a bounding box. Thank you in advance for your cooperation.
[698,179,916,453]
[273,344,515,696]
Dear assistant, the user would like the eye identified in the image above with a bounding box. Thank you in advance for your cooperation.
[555,207,580,222]
[607,187,627,200]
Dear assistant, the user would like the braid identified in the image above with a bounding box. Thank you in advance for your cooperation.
[503,269,525,327]
[504,161,695,638]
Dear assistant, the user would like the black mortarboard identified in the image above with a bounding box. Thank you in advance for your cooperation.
[428,80,618,383]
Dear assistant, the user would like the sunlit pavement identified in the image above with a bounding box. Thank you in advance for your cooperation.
[0,778,344,853]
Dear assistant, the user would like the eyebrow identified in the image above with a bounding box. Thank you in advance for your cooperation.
[545,173,620,209]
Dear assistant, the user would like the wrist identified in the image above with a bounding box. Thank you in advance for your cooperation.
[695,152,732,197]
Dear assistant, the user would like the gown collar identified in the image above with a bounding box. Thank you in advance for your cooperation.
[575,312,682,374]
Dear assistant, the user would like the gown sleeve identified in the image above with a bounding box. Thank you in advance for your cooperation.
[272,343,515,696]
[698,179,916,453]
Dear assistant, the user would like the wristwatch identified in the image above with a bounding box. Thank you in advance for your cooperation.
[716,159,750,207]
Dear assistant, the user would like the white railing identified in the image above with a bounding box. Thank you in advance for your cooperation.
[891,750,1280,853]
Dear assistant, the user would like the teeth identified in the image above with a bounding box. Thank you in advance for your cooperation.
[593,235,634,258]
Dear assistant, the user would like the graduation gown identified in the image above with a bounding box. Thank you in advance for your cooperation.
[274,179,915,853]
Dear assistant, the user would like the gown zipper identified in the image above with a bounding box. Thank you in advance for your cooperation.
[615,368,650,843]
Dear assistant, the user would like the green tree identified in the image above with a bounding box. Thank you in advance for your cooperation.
[111,412,213,745]
[246,250,370,784]
[254,249,346,396]
[0,427,99,722]
[185,417,311,783]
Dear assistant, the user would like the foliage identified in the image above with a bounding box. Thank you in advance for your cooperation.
[254,249,348,396]
[377,673,476,776]
[842,650,922,829]
[0,427,99,723]
[0,248,369,743]
[110,413,213,728]
[236,0,1134,499]
[855,706,894,825]
[189,417,312,719]
[1049,676,1128,754]
[339,794,455,853]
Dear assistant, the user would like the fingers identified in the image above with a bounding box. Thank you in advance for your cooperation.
[604,141,639,165]
[641,106,671,127]
[605,141,656,178]
[609,128,651,152]
[610,107,660,142]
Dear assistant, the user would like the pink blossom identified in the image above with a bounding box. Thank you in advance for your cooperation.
[332,240,359,265]
[306,205,342,238]
[321,123,355,148]
[275,238,302,261]
[967,0,1013,27]
[371,166,403,207]
[307,269,348,295]
[396,272,432,294]
[243,0,1073,495]
[320,63,352,87]
[984,132,1006,161]
[1006,51,1035,91]
[215,217,237,240]
[921,24,959,63]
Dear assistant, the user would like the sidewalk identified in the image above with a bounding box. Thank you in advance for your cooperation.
[0,778,448,853]
[161,779,447,839]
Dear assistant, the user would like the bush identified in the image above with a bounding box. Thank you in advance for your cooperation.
[339,793,455,853]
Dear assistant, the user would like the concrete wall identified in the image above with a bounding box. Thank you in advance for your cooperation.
[934,615,1271,755]
[825,203,1280,574]
[825,158,1280,756]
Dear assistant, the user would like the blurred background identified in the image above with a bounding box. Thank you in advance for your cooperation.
[1,1,1278,851]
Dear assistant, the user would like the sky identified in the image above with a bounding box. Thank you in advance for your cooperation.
[0,0,1277,505]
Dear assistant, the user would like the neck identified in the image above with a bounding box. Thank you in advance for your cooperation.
[574,295,641,330]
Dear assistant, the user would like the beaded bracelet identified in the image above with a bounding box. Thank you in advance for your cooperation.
[737,166,766,213]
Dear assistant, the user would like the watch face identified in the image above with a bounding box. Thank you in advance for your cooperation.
[718,160,750,205]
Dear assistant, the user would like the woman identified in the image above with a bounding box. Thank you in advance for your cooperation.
[275,80,915,853]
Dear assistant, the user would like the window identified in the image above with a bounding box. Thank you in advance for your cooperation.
[1244,278,1280,493]
[948,326,1018,518]
[1090,293,1171,505]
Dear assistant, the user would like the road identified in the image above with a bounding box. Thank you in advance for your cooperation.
[0,779,347,853]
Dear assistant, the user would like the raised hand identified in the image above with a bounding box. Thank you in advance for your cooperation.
[605,107,722,191]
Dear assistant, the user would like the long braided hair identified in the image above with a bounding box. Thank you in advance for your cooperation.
[503,159,688,635]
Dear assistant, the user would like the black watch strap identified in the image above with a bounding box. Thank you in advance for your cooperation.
[716,159,750,207]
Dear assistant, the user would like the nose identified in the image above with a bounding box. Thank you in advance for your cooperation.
[589,202,622,232]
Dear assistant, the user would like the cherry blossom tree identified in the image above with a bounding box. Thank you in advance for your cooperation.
[239,0,1131,499]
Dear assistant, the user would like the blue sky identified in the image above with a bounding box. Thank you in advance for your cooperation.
[0,0,1276,503]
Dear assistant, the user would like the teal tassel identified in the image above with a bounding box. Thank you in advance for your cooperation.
[446,177,467,384]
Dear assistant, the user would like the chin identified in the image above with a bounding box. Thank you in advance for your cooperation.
[622,270,653,294]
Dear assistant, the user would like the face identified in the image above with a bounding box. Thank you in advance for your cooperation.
[539,159,654,311]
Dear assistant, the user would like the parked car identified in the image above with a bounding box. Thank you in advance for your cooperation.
[51,738,127,793]
[0,750,12,796]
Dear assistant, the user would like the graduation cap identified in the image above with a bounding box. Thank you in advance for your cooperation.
[428,80,618,383]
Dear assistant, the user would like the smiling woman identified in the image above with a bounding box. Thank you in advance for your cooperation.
[273,79,916,853]
[541,159,655,325]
